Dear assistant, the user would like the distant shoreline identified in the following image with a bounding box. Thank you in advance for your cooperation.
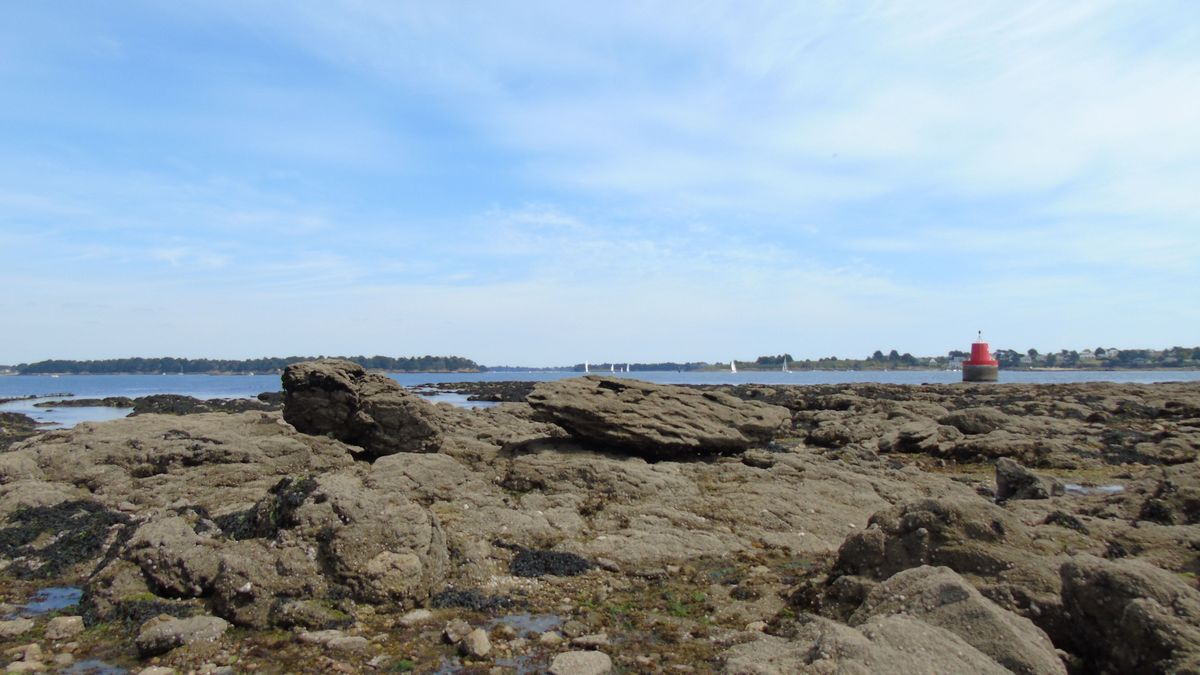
[5,366,1200,376]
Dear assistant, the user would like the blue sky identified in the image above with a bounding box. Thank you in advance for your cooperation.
[2,1,1198,365]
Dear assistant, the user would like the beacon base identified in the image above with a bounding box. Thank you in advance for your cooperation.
[963,364,999,383]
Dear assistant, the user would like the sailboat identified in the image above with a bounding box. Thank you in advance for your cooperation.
[782,358,790,374]
[730,360,737,374]
[610,363,615,373]
[584,361,590,374]
[625,363,630,373]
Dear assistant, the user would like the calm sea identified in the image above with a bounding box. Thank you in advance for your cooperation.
[2,369,1198,428]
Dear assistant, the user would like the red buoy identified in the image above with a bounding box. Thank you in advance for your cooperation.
[963,331,999,382]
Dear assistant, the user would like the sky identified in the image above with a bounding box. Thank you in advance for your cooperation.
[2,1,1198,366]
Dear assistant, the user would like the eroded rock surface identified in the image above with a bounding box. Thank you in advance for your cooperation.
[1060,554,1200,674]
[722,614,1010,674]
[848,566,1064,675]
[526,376,791,457]
[0,370,1196,674]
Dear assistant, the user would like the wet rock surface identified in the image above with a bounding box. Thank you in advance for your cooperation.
[0,367,1195,673]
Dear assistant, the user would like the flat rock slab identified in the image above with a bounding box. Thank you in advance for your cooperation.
[136,615,230,656]
[527,377,790,458]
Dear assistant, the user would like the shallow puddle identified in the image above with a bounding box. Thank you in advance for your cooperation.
[20,586,83,615]
[60,660,128,674]
[414,391,500,409]
[488,612,564,636]
[1064,483,1124,496]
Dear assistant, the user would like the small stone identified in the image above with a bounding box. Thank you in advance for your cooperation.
[297,630,368,651]
[549,650,613,675]
[326,637,370,652]
[571,633,609,648]
[0,619,33,640]
[397,609,433,628]
[460,628,491,657]
[745,621,768,632]
[560,620,587,638]
[443,619,472,644]
[52,654,74,667]
[17,644,42,662]
[45,616,85,641]
[5,662,46,673]
[137,667,176,675]
[538,631,564,646]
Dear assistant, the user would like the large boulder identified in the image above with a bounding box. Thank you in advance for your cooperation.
[282,359,441,458]
[1060,554,1200,674]
[849,566,1065,675]
[526,376,790,458]
[722,614,1010,674]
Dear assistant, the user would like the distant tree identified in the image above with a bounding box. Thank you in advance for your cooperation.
[1027,348,1039,361]
[888,349,900,362]
[993,349,1022,369]
[1094,347,1106,357]
[871,350,884,361]
[900,352,918,366]
[948,350,967,358]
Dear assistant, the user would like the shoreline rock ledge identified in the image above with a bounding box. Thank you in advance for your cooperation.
[526,375,791,458]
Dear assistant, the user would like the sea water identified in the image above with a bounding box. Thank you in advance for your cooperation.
[2,370,1199,428]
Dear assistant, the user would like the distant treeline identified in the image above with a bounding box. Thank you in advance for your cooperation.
[8,355,483,375]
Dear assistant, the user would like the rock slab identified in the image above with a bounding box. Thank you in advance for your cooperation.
[136,615,230,656]
[527,376,790,457]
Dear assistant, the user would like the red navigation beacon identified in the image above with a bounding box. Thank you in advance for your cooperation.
[963,331,999,382]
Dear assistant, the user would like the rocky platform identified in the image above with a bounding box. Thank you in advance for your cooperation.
[0,362,1195,673]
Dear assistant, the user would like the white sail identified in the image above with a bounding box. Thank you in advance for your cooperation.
[730,360,737,373]
[625,363,630,372]
[584,361,589,373]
